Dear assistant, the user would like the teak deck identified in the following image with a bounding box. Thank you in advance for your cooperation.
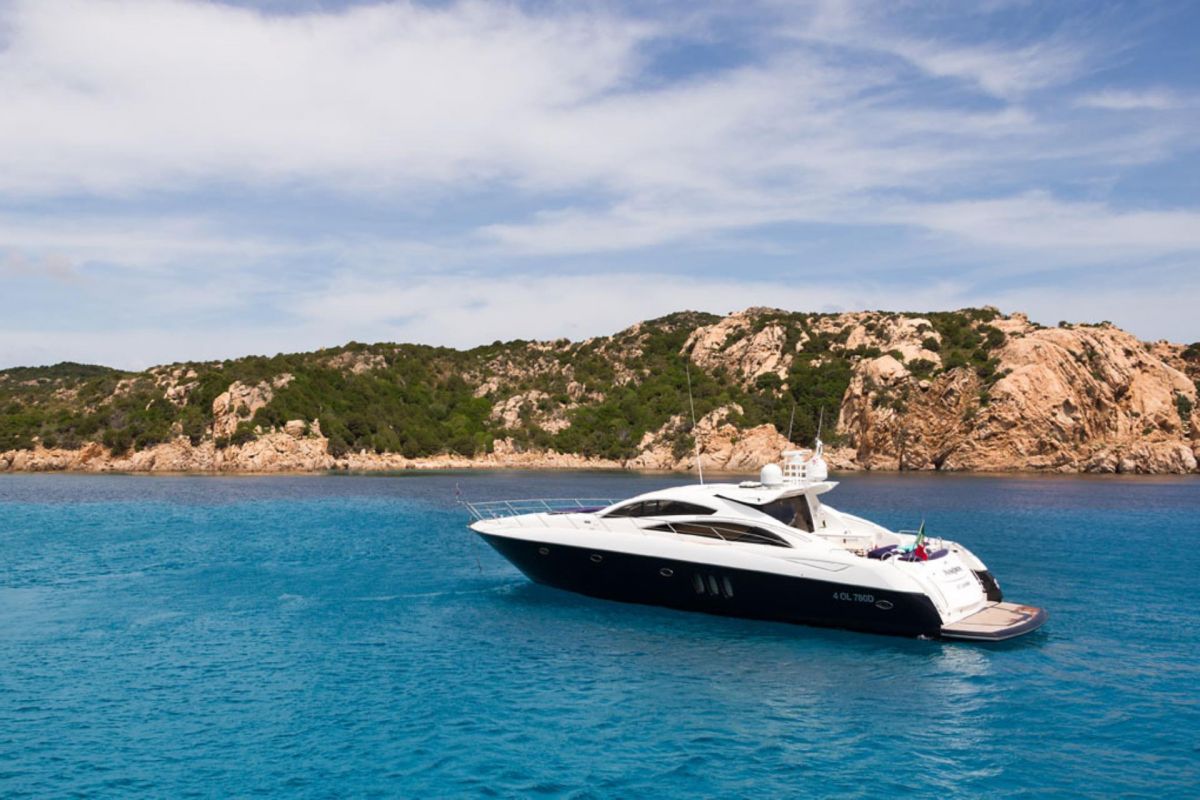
[941,602,1047,641]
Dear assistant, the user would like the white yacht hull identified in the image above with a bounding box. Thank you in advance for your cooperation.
[473,523,1046,640]
[465,450,1046,641]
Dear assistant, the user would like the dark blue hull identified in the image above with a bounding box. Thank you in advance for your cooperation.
[478,532,945,638]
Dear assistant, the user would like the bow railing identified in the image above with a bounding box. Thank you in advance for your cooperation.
[463,498,616,522]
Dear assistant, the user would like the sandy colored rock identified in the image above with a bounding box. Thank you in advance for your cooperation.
[153,366,200,407]
[839,323,1199,474]
[325,351,387,374]
[685,313,790,387]
[211,374,293,438]
[490,389,572,434]
[864,355,909,386]
[844,315,942,366]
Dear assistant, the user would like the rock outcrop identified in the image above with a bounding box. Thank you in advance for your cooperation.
[627,405,797,472]
[837,318,1198,473]
[211,375,292,438]
[489,390,572,434]
[684,313,791,387]
[325,351,387,375]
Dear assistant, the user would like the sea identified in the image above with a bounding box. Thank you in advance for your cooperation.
[1,470,1197,798]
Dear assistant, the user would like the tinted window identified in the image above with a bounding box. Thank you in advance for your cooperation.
[649,521,791,547]
[732,496,815,532]
[657,500,716,516]
[604,502,642,517]
[606,499,716,517]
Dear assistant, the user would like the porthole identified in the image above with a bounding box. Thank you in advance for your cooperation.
[537,547,550,556]
[707,575,720,596]
[722,577,734,598]
[590,553,603,564]
[659,567,674,577]
[875,599,894,610]
[692,574,705,594]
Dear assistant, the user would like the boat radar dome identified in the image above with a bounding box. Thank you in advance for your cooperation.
[759,463,784,486]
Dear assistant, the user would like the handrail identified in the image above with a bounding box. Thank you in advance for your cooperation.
[463,498,615,522]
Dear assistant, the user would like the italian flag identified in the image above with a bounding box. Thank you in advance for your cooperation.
[914,521,928,561]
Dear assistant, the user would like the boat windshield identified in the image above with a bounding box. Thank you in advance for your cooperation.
[730,495,815,532]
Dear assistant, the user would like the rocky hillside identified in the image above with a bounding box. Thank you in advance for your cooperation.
[2,308,1197,474]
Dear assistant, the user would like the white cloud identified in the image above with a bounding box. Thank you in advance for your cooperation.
[882,36,1088,99]
[483,184,1200,262]
[479,198,803,256]
[332,271,1200,350]
[893,192,1200,254]
[0,325,296,370]
[793,0,1090,99]
[0,211,289,270]
[990,273,1200,345]
[4,267,1197,371]
[0,0,651,194]
[1075,88,1182,111]
[0,0,1139,211]
[0,249,77,281]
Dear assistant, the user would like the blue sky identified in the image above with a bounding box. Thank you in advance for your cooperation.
[1,0,1198,369]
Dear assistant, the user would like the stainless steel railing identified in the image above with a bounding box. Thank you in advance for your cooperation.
[463,498,616,522]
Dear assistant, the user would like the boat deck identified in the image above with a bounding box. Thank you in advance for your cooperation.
[941,602,1048,641]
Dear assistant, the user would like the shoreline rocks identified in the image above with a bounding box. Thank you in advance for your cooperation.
[2,432,1195,476]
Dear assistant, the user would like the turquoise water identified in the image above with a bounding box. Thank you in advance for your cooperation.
[1,471,1197,798]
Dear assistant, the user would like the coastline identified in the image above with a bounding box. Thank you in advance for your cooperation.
[5,309,1198,479]
[3,467,1196,482]
[3,439,1196,477]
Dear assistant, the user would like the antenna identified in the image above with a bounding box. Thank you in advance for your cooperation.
[816,407,824,442]
[786,403,796,444]
[685,362,704,485]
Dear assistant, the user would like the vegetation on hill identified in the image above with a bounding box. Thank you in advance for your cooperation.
[0,308,1037,459]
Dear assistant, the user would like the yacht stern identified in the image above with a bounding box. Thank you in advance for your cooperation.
[940,602,1048,641]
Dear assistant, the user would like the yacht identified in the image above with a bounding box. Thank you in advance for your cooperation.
[465,444,1047,641]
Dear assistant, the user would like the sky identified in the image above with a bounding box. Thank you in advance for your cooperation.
[1,0,1198,370]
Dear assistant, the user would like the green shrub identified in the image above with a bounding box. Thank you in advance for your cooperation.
[229,426,257,447]
[102,428,133,455]
[909,359,937,379]
[1177,393,1195,421]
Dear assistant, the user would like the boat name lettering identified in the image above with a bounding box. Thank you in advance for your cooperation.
[943,566,963,576]
[832,591,875,603]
